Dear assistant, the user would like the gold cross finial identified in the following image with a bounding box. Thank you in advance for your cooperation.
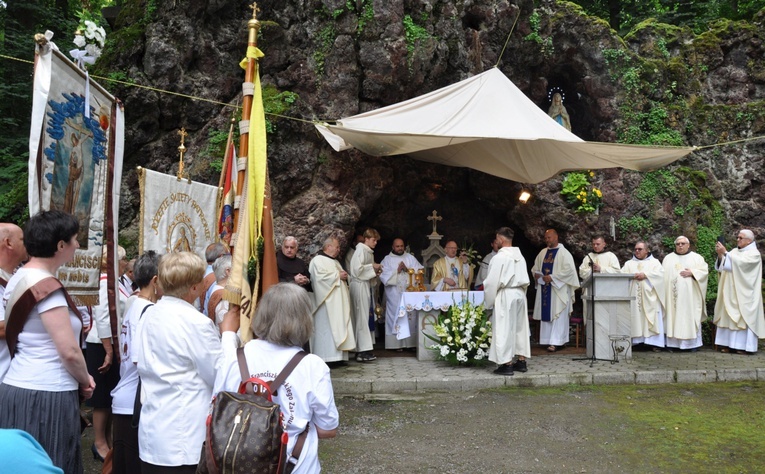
[250,2,260,19]
[177,128,187,180]
[427,210,442,235]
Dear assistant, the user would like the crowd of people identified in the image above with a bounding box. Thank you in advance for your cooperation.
[0,211,338,474]
[0,210,764,472]
[486,228,765,376]
[295,225,765,379]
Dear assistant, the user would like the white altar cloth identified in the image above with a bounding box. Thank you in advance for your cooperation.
[397,291,485,359]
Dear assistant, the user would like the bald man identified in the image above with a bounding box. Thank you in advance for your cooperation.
[531,229,579,352]
[0,223,27,288]
[0,222,28,381]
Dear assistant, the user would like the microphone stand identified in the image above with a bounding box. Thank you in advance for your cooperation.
[573,254,613,366]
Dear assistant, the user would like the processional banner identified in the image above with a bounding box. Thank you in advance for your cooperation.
[138,168,220,256]
[28,44,124,307]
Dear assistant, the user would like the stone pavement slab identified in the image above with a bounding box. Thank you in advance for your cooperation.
[329,347,765,394]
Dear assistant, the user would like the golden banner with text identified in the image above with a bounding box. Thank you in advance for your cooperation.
[138,168,221,256]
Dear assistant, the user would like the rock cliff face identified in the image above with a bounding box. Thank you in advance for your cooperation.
[100,0,765,269]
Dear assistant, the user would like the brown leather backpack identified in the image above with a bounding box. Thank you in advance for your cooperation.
[197,349,308,474]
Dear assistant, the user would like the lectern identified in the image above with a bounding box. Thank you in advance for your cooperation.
[581,273,634,362]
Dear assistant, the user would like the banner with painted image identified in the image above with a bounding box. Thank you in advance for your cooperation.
[28,44,124,306]
[138,168,220,257]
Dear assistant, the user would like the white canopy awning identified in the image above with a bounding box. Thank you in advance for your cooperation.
[316,68,694,183]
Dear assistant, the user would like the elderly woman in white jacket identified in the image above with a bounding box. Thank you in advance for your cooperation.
[214,283,339,473]
[136,251,222,473]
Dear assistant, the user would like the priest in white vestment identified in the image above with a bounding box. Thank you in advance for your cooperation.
[662,236,709,350]
[622,241,665,350]
[431,241,474,290]
[714,229,765,353]
[309,237,355,363]
[484,227,530,376]
[578,235,621,280]
[349,229,382,362]
[379,238,423,349]
[531,229,579,351]
[474,238,499,290]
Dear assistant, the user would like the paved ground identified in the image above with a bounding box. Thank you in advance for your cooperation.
[82,345,765,473]
[329,346,765,394]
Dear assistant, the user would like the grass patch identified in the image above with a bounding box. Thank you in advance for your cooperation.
[324,383,765,472]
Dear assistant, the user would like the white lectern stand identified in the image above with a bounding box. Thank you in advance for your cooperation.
[581,273,634,363]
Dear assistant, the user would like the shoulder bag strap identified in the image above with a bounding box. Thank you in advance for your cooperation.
[238,348,308,397]
[270,351,308,466]
[206,289,224,323]
[6,276,80,356]
[269,351,307,396]
[200,273,217,308]
[131,303,154,429]
[237,347,255,395]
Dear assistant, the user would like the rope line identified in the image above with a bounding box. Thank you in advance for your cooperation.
[694,135,765,149]
[0,53,33,64]
[495,10,521,69]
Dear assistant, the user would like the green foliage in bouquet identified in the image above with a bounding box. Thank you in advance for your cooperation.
[424,299,492,366]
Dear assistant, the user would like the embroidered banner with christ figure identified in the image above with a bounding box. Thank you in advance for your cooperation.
[138,168,220,256]
[28,44,124,306]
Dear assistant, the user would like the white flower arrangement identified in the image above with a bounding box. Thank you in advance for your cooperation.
[425,298,492,366]
[70,19,106,67]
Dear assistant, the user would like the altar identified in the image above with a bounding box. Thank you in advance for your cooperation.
[397,290,484,361]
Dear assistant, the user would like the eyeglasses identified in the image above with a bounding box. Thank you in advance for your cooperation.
[634,248,646,252]
[675,243,688,246]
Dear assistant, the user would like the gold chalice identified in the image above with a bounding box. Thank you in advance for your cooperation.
[406,268,416,292]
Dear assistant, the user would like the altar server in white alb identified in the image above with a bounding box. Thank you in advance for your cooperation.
[484,227,530,376]
[531,229,579,352]
[622,241,665,350]
[379,238,423,350]
[309,237,355,363]
[578,234,620,280]
[349,228,382,362]
[662,236,708,351]
[714,229,765,354]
